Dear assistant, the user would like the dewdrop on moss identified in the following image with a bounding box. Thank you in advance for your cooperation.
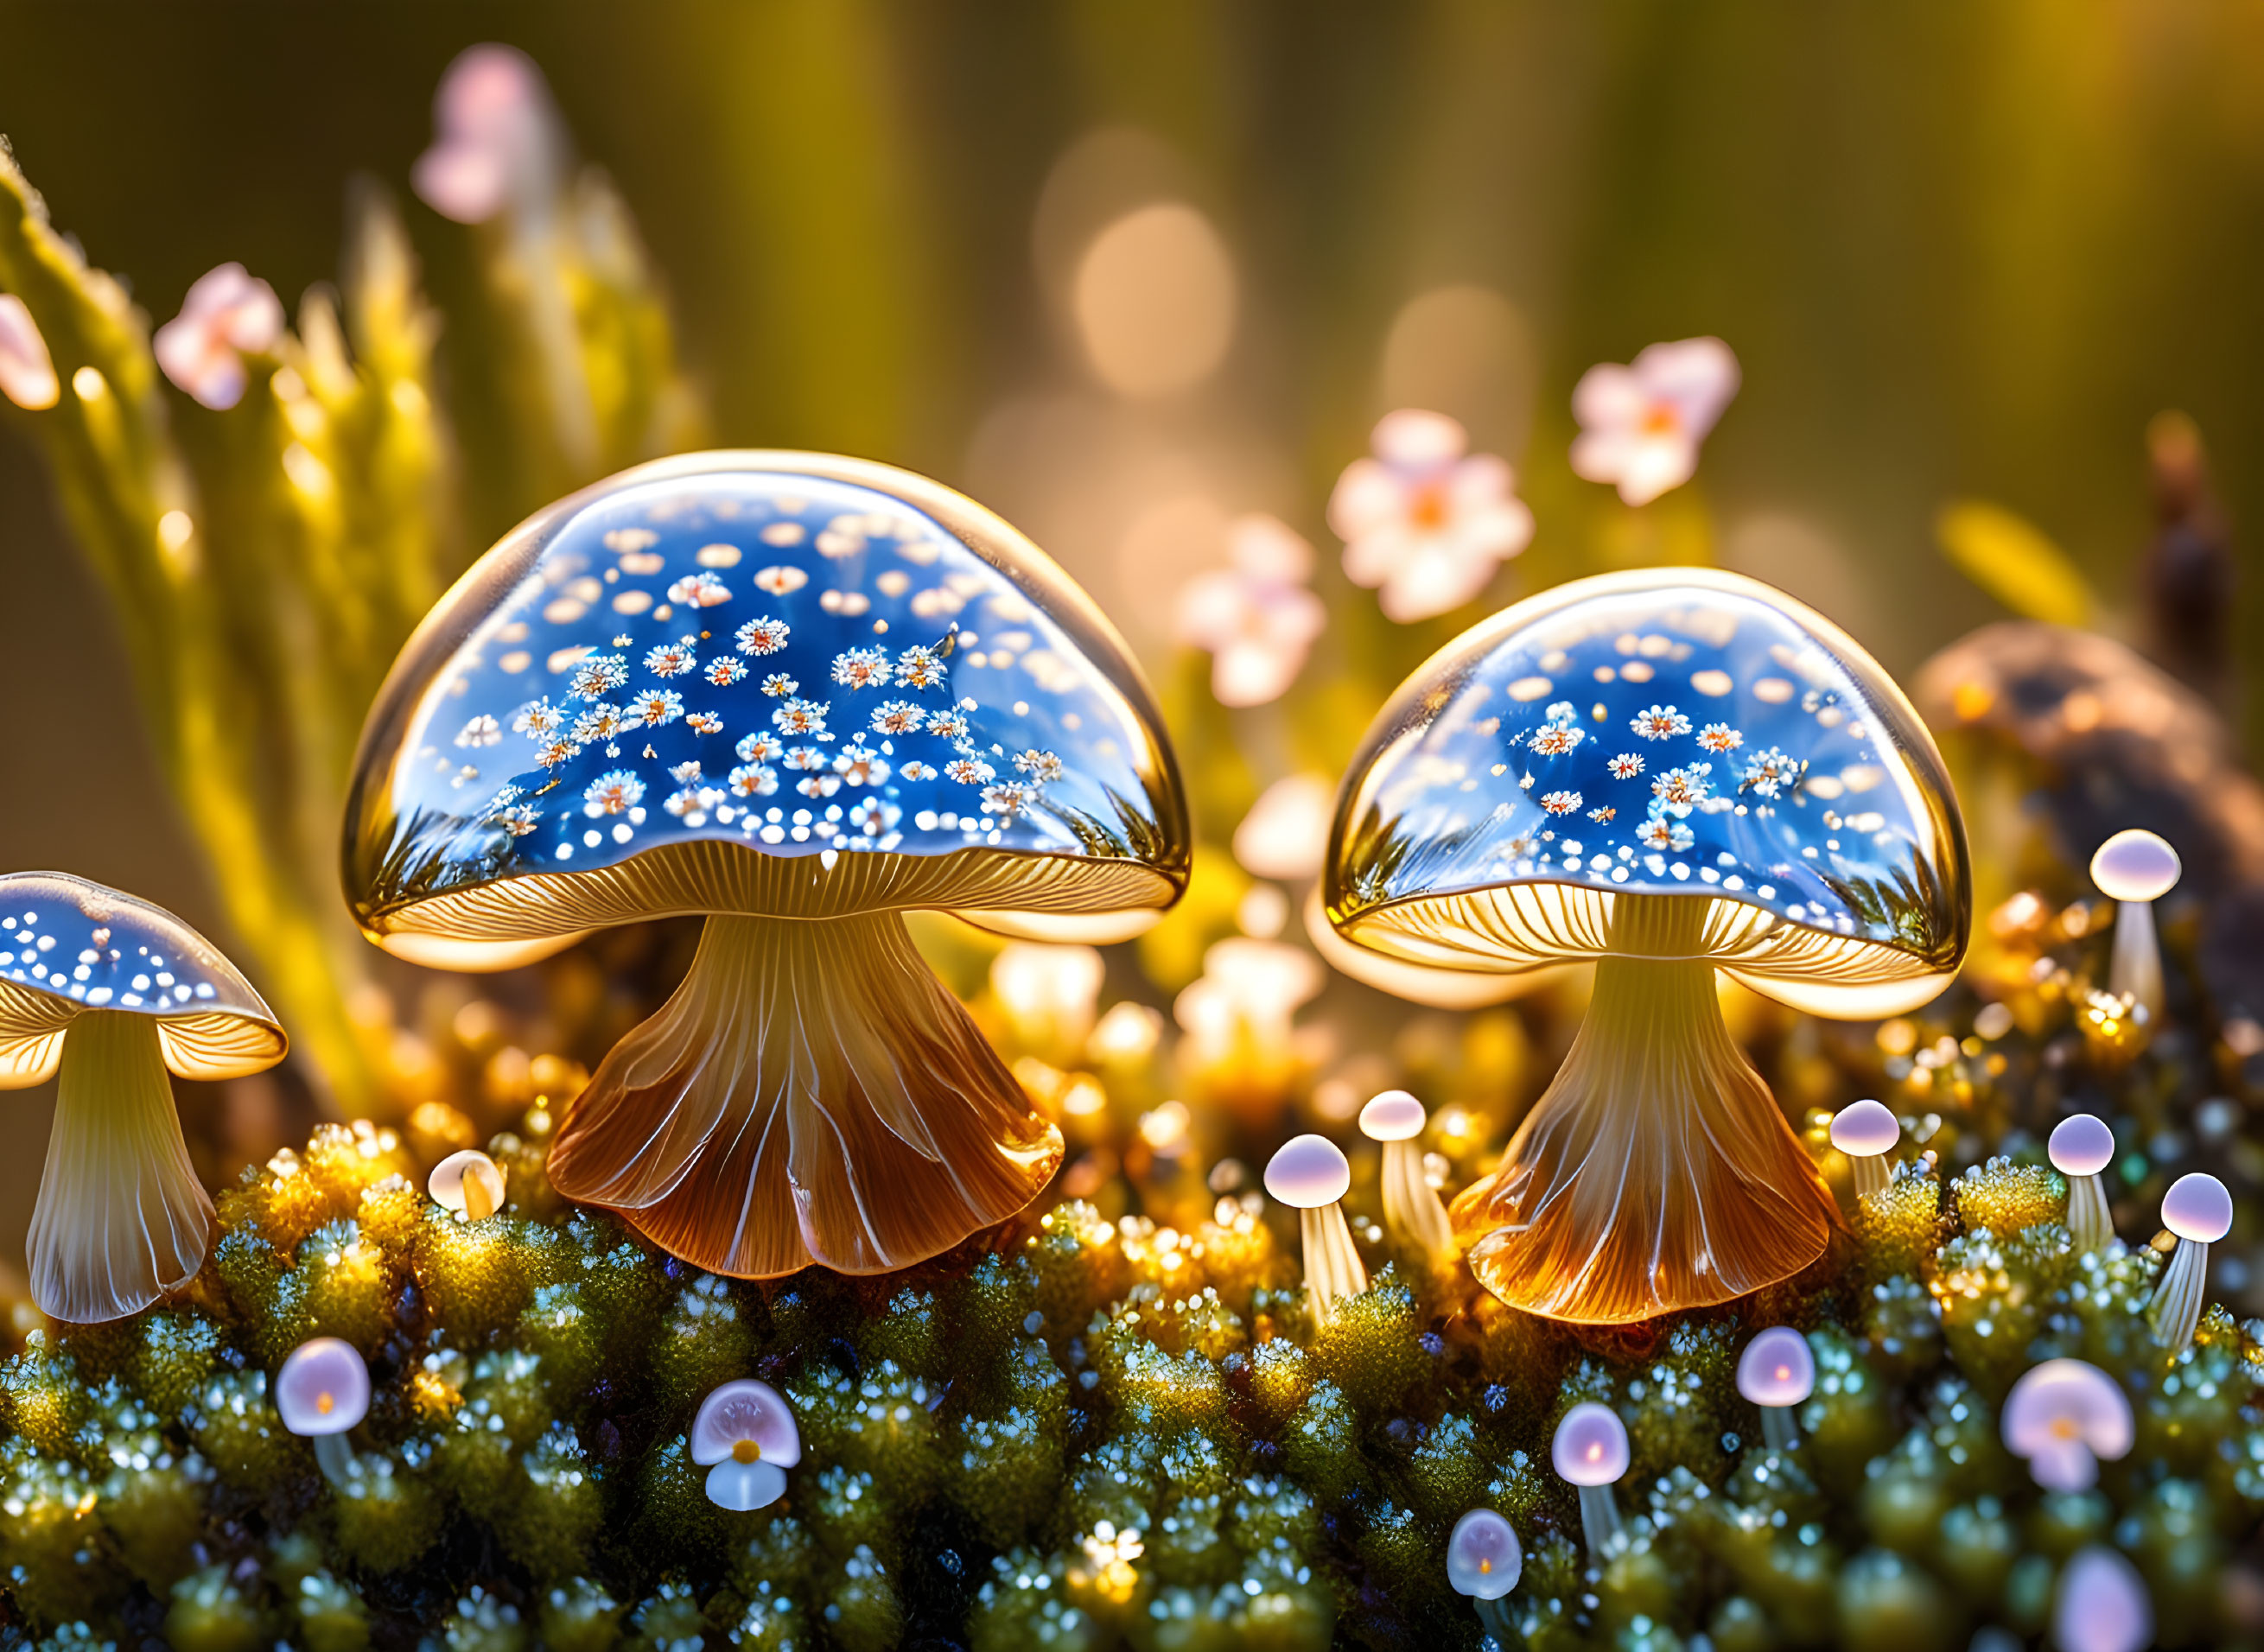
[2000,1358,2132,1492]
[1550,1401,1628,1561]
[1359,1090,1454,1264]
[2147,1172,2231,1352]
[1831,1100,1900,1201]
[429,1149,507,1221]
[1446,1507,1521,1639]
[690,1378,801,1511]
[1735,1325,1815,1452]
[276,1337,370,1489]
[2089,829,2179,1024]
[2048,1115,2116,1253]
[1264,1134,1366,1330]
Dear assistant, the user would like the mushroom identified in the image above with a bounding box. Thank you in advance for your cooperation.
[1263,1134,1366,1329]
[1324,569,1969,1323]
[0,873,287,1323]
[1735,1325,1815,1452]
[2047,1115,2117,1253]
[2147,1172,2231,1351]
[1446,1507,1521,1640]
[342,454,1187,1278]
[2000,1358,2133,1492]
[429,1148,507,1221]
[2089,829,2180,1023]
[1358,1090,1455,1263]
[1830,1099,1901,1202]
[690,1377,801,1511]
[2053,1546,2152,1652]
[1551,1402,1630,1561]
[276,1337,372,1489]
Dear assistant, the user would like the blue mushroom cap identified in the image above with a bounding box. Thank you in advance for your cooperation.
[1326,569,1968,1017]
[346,454,1187,965]
[0,872,285,1083]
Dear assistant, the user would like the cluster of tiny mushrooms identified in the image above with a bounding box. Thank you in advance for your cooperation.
[0,454,2219,1606]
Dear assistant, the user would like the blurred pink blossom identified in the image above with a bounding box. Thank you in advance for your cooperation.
[1174,514,1326,707]
[152,264,284,411]
[0,295,59,410]
[412,44,562,226]
[1570,336,1739,506]
[1328,410,1532,623]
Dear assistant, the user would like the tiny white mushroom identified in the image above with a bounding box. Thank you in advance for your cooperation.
[1830,1099,1900,1201]
[1446,1507,1522,1639]
[2048,1115,2117,1253]
[276,1336,371,1490]
[1359,1090,1455,1264]
[2089,829,2179,1025]
[429,1148,508,1221]
[1264,1134,1367,1330]
[2001,1359,2133,1492]
[1735,1326,1815,1452]
[1550,1401,1629,1562]
[2147,1172,2231,1352]
[2053,1545,2152,1652]
[690,1378,802,1511]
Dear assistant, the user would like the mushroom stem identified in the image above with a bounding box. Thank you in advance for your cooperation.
[1379,1140,1456,1264]
[1759,1405,1798,1453]
[1299,1202,1368,1330]
[1576,1485,1622,1562]
[2108,899,2165,1023]
[312,1433,359,1491]
[27,1010,213,1324]
[2147,1238,2210,1352]
[1850,1153,1891,1202]
[1448,893,1841,1324]
[2068,1172,2115,1253]
[1473,1596,1517,1641]
[548,911,1064,1277]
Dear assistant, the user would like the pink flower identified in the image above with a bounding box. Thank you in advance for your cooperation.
[0,295,59,410]
[690,1378,801,1511]
[152,264,284,411]
[1174,514,1326,707]
[411,44,563,226]
[1328,411,1533,623]
[1570,337,1740,506]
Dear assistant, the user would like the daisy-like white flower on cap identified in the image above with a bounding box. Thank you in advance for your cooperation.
[1570,336,1740,506]
[1328,410,1534,623]
[690,1378,800,1511]
[2000,1358,2133,1492]
[411,44,562,226]
[0,295,60,411]
[1173,513,1327,707]
[153,264,285,411]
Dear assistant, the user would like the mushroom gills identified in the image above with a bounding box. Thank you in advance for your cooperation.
[1449,893,1841,1324]
[27,1009,213,1324]
[2066,1172,2115,1253]
[547,911,1064,1277]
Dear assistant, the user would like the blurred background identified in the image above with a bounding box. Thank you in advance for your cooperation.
[3,3,2264,1273]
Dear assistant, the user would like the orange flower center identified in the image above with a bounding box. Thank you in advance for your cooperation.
[1409,482,1449,529]
[1642,403,1682,437]
[732,1438,764,1464]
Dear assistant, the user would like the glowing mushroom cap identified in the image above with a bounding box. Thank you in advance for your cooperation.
[1321,568,1969,1020]
[690,1377,801,1513]
[1264,1134,1351,1209]
[275,1337,371,1437]
[2089,829,2180,904]
[1446,1508,1522,1600]
[428,1149,508,1217]
[1829,1098,1900,1158]
[2161,1172,2233,1243]
[342,453,1190,971]
[1359,1090,1428,1143]
[2001,1358,2133,1492]
[1550,1401,1630,1486]
[0,872,287,1088]
[1735,1326,1816,1407]
[2048,1114,2115,1179]
[2054,1546,2152,1652]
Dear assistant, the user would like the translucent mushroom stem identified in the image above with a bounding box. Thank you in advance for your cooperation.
[547,911,1064,1278]
[27,1010,213,1324]
[312,1433,359,1491]
[2067,1172,2115,1253]
[1300,1203,1368,1330]
[2147,1238,2210,1352]
[1380,1140,1456,1264]
[1473,1596,1517,1641]
[1850,1153,1891,1202]
[2108,899,2165,1023]
[1448,893,1841,1324]
[1576,1484,1623,1562]
[1759,1405,1798,1453]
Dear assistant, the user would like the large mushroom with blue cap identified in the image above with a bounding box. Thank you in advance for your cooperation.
[1325,568,1968,1324]
[343,452,1188,1278]
[0,873,286,1321]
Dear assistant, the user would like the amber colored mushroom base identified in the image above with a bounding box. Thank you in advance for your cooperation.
[1450,893,1841,1325]
[548,911,1064,1278]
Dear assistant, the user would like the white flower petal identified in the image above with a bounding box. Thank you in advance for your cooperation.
[1370,407,1466,467]
[0,295,60,411]
[1326,458,1409,541]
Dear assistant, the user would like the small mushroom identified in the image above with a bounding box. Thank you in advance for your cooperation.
[2047,1115,2117,1253]
[1324,569,1968,1324]
[1735,1325,1815,1452]
[429,1149,507,1221]
[2053,1545,2152,1652]
[2089,829,2180,1024]
[276,1337,371,1489]
[2000,1358,2133,1492]
[344,454,1188,1278]
[690,1377,801,1511]
[2147,1172,2231,1352]
[0,873,287,1322]
[1359,1090,1455,1264]
[1551,1402,1629,1561]
[1830,1100,1901,1201]
[1264,1134,1366,1329]
[1446,1507,1521,1640]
